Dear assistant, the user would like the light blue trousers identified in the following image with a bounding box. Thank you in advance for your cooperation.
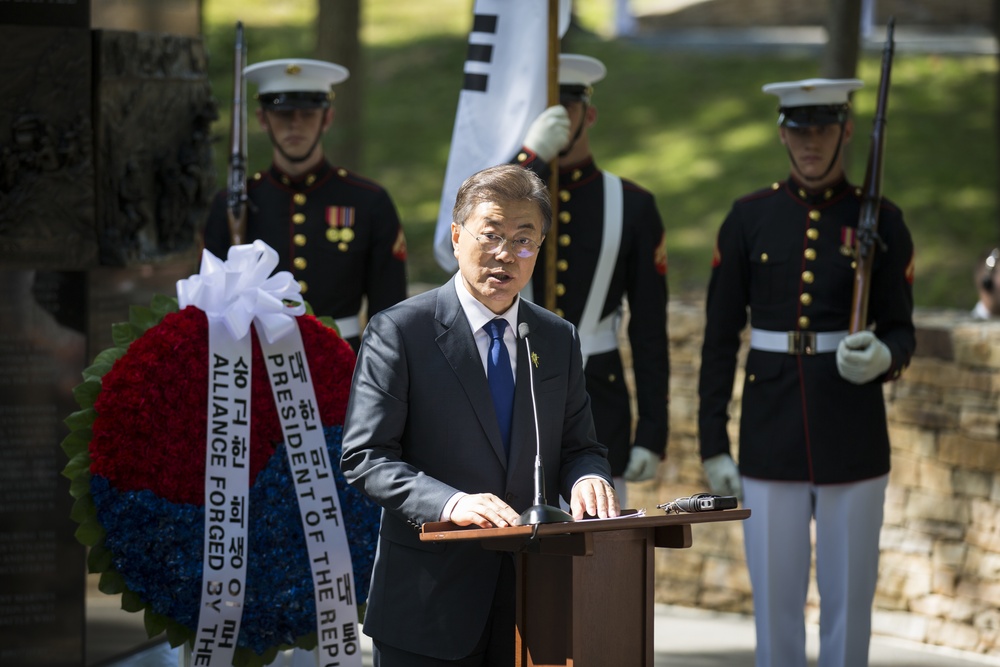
[742,474,887,667]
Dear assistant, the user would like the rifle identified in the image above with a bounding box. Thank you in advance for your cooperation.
[226,21,249,246]
[848,17,895,333]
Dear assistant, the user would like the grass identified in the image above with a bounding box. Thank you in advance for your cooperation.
[202,0,998,308]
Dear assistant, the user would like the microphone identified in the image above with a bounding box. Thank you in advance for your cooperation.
[656,493,739,514]
[514,322,574,525]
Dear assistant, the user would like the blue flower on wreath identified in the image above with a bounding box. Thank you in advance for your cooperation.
[91,426,378,656]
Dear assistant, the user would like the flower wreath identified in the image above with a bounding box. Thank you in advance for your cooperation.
[61,248,379,667]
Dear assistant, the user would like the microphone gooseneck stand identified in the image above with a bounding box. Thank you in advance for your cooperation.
[514,323,574,526]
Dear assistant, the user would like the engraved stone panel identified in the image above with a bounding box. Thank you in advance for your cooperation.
[94,30,216,266]
[0,270,87,667]
[0,27,96,270]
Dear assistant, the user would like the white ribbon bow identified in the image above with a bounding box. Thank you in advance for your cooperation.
[177,241,306,343]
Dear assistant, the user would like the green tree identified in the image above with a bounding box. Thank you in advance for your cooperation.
[994,0,1000,243]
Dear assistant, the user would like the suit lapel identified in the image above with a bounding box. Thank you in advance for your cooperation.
[434,285,509,466]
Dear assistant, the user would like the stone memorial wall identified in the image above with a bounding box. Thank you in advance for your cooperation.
[0,1,213,663]
[0,271,88,666]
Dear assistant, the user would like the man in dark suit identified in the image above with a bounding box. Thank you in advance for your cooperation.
[341,164,618,666]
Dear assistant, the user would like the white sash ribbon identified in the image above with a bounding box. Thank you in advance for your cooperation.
[189,317,252,666]
[262,328,360,667]
[177,242,360,667]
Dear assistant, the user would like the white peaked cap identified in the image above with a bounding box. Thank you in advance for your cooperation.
[559,53,607,87]
[245,58,350,95]
[762,78,864,108]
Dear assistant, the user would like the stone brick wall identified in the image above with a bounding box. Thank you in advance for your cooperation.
[634,0,991,28]
[625,297,1000,657]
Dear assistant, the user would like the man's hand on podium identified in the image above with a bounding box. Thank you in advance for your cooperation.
[569,478,621,520]
[450,493,520,529]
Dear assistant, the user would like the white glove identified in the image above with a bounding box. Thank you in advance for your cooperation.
[702,453,742,500]
[522,105,571,161]
[836,331,892,384]
[623,447,660,482]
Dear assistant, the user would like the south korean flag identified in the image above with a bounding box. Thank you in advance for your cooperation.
[433,0,570,272]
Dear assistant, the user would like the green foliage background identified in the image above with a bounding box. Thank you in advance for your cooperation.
[202,0,998,309]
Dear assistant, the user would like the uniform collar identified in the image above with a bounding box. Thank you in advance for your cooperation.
[269,159,332,189]
[558,156,599,186]
[787,174,852,205]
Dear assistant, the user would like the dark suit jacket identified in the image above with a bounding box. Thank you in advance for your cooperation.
[340,278,612,660]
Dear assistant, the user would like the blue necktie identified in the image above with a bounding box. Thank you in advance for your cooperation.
[486,319,514,456]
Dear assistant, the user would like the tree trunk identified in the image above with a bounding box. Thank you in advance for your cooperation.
[316,0,362,171]
[821,0,862,80]
[822,0,863,170]
[995,0,1000,243]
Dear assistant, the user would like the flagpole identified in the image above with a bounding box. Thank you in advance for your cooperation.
[544,0,560,312]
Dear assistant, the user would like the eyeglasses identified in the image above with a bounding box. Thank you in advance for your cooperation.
[460,224,542,259]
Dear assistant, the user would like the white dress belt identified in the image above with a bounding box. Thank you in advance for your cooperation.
[749,328,848,355]
[334,315,361,339]
[580,314,620,359]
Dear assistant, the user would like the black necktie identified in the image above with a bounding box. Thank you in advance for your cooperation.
[485,319,514,456]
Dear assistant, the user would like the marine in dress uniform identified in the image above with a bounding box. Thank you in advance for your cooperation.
[203,59,407,351]
[514,55,669,502]
[697,79,916,667]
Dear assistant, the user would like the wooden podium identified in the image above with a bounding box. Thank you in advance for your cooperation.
[421,509,750,667]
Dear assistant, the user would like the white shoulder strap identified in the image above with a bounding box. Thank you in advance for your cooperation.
[578,172,623,365]
[519,172,623,366]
